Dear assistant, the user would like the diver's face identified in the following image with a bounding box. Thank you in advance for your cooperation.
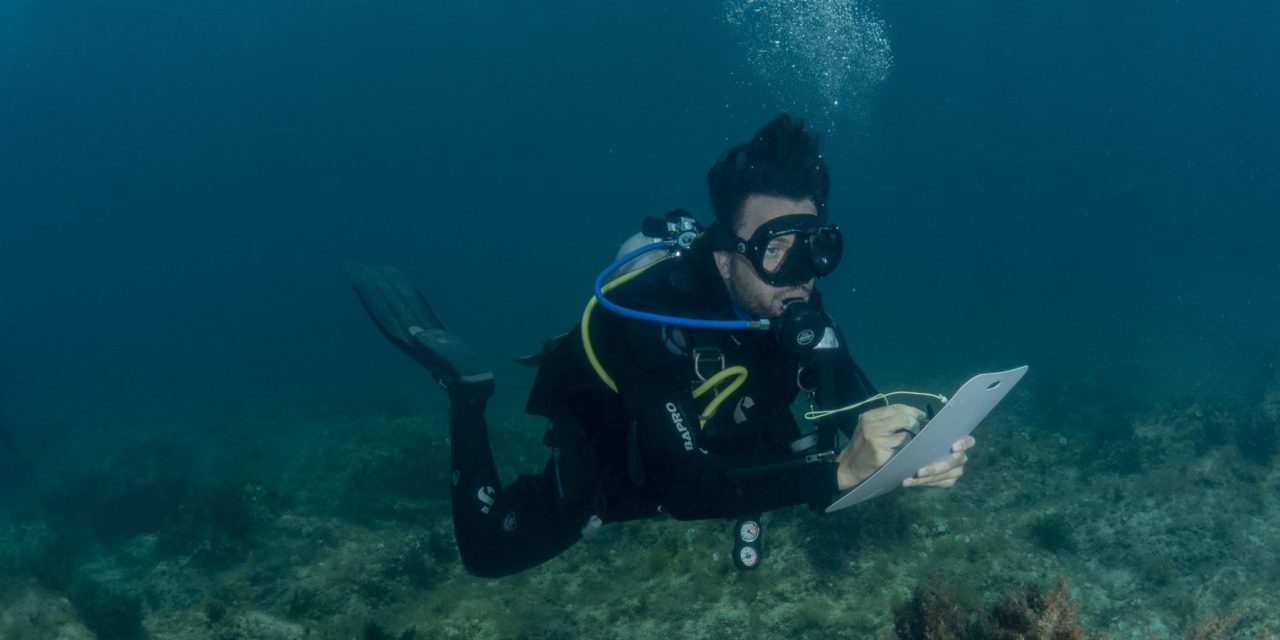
[714,194,818,319]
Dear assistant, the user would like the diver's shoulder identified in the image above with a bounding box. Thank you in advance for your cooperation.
[609,253,714,312]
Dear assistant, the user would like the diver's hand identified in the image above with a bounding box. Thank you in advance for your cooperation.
[836,404,924,490]
[903,436,974,489]
[835,404,978,491]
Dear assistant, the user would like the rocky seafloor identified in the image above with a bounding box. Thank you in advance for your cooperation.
[1,367,1277,639]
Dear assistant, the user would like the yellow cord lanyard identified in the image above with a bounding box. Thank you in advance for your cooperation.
[803,390,949,422]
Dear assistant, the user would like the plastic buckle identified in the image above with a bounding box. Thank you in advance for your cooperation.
[692,347,725,382]
[804,450,837,464]
[795,363,818,394]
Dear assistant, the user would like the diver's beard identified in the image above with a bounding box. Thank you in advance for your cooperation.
[767,286,813,317]
[729,278,812,319]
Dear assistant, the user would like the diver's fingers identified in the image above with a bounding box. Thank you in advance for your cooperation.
[906,467,963,488]
[877,422,920,450]
[904,460,966,488]
[918,451,968,478]
[864,411,923,438]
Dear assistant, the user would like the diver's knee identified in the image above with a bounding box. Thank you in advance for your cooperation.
[447,381,494,417]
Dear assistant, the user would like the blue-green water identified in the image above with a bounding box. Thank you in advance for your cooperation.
[1,2,1278,638]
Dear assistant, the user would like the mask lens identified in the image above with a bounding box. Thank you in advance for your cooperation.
[808,226,843,277]
[760,234,797,275]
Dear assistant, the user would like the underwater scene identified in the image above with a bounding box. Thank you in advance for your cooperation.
[1,1,1278,638]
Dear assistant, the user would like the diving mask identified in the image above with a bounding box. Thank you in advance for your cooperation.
[713,214,844,287]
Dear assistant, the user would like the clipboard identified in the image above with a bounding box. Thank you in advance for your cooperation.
[825,365,1029,513]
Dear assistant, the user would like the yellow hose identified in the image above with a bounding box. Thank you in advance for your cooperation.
[580,257,669,393]
[691,365,749,428]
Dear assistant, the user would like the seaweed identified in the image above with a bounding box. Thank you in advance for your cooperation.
[1191,403,1236,452]
[1028,514,1078,554]
[983,577,1088,640]
[1027,357,1145,473]
[801,493,918,572]
[363,621,418,640]
[891,577,970,640]
[331,426,448,524]
[26,529,83,592]
[1187,398,1280,467]
[40,439,192,544]
[204,599,228,626]
[1231,414,1279,466]
[69,576,147,640]
[386,537,448,590]
[892,576,1091,640]
[156,482,282,568]
[1185,609,1244,640]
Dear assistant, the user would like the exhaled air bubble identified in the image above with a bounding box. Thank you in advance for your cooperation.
[723,0,893,133]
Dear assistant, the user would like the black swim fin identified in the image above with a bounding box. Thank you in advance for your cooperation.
[344,261,493,385]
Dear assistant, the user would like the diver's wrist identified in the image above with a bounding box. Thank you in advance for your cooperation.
[837,463,870,491]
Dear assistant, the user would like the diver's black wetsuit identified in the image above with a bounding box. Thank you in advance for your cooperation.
[447,244,878,577]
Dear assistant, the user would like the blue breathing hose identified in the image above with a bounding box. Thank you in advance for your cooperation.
[593,241,768,331]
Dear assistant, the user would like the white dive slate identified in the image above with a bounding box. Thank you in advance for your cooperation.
[826,366,1029,513]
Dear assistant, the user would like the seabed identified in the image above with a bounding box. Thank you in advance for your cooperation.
[1,370,1278,639]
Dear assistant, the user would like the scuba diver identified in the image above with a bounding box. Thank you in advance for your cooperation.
[347,114,975,577]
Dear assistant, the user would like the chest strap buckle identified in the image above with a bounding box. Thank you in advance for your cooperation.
[692,347,725,383]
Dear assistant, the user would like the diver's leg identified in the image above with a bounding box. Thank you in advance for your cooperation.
[341,264,572,574]
[446,384,590,578]
[445,380,501,513]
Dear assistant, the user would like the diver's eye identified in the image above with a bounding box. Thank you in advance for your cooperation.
[762,236,795,273]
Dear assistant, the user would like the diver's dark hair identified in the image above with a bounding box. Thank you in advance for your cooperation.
[707,113,830,231]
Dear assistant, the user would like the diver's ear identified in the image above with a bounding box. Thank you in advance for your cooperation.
[713,250,733,281]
